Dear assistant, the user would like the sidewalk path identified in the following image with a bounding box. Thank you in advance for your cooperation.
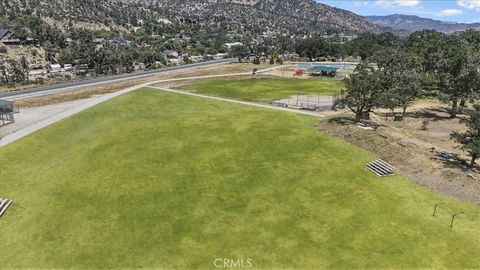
[0,67,319,147]
[148,86,325,118]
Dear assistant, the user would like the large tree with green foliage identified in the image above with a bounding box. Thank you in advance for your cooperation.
[436,35,479,118]
[295,37,334,60]
[372,48,423,116]
[343,61,382,122]
[19,56,30,84]
[229,45,250,63]
[451,104,480,166]
[345,32,400,60]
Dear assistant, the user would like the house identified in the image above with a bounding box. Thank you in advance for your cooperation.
[224,42,243,49]
[65,38,73,46]
[189,56,204,63]
[25,37,39,46]
[107,38,129,47]
[93,38,105,44]
[214,53,228,60]
[169,58,182,66]
[133,62,146,71]
[93,38,105,50]
[164,50,179,59]
[0,29,21,45]
[49,64,62,73]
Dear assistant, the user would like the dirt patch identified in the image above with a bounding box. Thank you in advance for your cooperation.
[318,101,480,204]
[15,79,145,107]
[14,63,255,107]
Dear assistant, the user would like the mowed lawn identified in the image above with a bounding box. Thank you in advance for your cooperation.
[180,77,344,101]
[0,88,479,269]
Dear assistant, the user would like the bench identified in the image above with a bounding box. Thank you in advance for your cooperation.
[0,198,13,217]
[366,159,395,177]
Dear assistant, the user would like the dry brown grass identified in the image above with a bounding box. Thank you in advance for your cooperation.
[15,63,257,107]
[16,79,144,107]
[318,100,480,204]
[0,80,58,93]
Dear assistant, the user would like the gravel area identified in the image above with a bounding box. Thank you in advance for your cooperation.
[0,96,104,138]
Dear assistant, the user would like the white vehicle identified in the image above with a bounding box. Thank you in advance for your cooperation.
[63,64,73,72]
[48,64,62,73]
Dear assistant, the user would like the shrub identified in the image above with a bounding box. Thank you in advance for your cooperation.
[35,77,45,85]
[421,120,430,130]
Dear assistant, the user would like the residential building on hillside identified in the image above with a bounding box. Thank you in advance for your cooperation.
[0,29,21,45]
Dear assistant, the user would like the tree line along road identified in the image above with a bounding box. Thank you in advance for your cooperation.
[0,58,236,101]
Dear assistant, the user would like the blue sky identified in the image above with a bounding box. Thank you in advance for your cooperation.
[316,0,480,23]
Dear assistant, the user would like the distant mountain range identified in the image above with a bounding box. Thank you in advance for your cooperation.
[2,0,478,36]
[366,14,480,33]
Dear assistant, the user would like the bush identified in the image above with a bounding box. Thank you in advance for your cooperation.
[0,46,7,54]
[35,77,45,85]
[421,120,430,130]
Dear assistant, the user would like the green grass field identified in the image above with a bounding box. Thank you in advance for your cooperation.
[180,77,344,101]
[0,88,479,268]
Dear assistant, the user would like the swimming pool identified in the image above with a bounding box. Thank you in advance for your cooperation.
[297,62,358,71]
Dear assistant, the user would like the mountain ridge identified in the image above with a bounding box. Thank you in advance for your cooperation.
[366,14,480,33]
[0,0,385,35]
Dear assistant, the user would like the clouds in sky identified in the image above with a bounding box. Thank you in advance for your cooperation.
[353,1,369,7]
[373,0,480,12]
[318,0,480,22]
[457,0,480,11]
[376,0,421,7]
[440,9,463,16]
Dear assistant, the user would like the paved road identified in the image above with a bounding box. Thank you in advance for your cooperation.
[1,58,236,101]
[0,72,250,147]
[0,65,317,147]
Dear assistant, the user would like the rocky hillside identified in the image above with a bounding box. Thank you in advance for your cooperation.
[0,0,383,35]
[367,14,480,33]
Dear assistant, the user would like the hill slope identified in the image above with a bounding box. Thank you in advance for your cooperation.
[0,0,383,34]
[366,14,480,33]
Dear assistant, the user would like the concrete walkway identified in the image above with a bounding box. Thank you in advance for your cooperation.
[148,86,325,118]
[0,68,321,147]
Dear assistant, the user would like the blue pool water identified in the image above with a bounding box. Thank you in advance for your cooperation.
[297,63,358,71]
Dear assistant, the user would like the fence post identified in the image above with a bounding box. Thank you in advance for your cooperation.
[433,203,443,216]
[450,212,464,228]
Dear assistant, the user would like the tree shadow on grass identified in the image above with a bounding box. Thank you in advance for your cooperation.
[328,116,356,125]
[402,109,452,122]
[431,153,478,173]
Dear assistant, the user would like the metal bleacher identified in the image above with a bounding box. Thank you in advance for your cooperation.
[366,159,395,177]
[0,198,13,217]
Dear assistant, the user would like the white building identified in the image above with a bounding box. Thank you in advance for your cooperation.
[224,42,243,49]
